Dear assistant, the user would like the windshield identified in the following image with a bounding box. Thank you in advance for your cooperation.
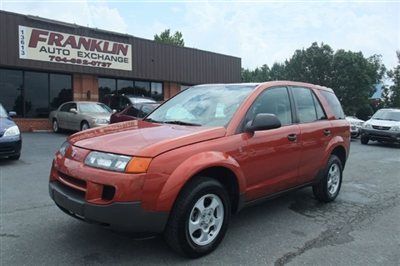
[129,97,156,104]
[372,110,400,121]
[79,103,112,113]
[145,85,255,127]
[0,104,8,117]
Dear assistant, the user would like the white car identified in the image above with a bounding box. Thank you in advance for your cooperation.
[360,108,400,145]
[346,116,364,138]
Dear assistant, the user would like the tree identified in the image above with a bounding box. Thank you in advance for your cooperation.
[284,42,334,86]
[154,29,185,47]
[331,51,385,115]
[384,51,400,107]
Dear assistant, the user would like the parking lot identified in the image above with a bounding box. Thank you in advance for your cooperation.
[1,133,399,265]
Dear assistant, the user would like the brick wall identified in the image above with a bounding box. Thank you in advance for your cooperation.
[163,81,180,100]
[73,74,99,101]
[14,118,51,132]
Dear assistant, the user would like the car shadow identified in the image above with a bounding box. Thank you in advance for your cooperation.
[53,188,317,264]
[367,142,400,149]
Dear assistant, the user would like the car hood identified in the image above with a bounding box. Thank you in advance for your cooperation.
[69,120,226,157]
[0,117,16,136]
[346,116,364,123]
[367,119,400,127]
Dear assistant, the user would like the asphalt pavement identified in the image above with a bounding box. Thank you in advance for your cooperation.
[1,133,399,265]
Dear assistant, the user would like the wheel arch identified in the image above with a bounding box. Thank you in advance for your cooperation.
[154,151,246,213]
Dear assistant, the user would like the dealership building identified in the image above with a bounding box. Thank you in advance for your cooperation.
[0,10,241,131]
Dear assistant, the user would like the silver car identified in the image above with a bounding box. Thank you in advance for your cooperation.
[49,101,112,132]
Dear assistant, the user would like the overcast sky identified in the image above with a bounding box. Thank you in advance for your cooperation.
[1,0,399,70]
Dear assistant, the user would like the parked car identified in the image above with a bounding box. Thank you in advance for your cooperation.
[0,104,21,160]
[360,108,400,144]
[49,81,350,257]
[345,116,364,138]
[110,103,160,124]
[102,94,156,112]
[49,101,112,132]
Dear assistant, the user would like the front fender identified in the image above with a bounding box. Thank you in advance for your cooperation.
[155,151,246,212]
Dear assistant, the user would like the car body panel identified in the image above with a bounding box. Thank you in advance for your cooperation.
[0,104,22,157]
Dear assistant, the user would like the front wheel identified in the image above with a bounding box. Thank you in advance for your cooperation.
[52,119,60,133]
[81,121,90,131]
[361,135,369,145]
[313,154,343,202]
[164,177,231,258]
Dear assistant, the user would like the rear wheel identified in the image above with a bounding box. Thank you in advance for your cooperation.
[361,135,369,145]
[52,119,60,133]
[164,177,231,258]
[313,154,343,202]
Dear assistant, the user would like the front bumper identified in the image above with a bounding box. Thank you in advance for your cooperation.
[49,181,168,233]
[350,125,360,137]
[0,136,21,157]
[360,128,400,143]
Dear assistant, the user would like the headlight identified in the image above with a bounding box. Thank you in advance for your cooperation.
[391,126,400,132]
[94,118,109,124]
[59,141,70,156]
[363,123,372,129]
[3,125,20,137]
[85,151,151,173]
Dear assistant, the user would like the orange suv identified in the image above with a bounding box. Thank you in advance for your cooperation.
[49,81,350,257]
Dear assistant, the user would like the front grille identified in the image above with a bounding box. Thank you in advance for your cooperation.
[0,146,15,153]
[57,171,87,192]
[372,125,391,130]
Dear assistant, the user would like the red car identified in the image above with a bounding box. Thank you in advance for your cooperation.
[110,103,160,123]
[49,81,350,257]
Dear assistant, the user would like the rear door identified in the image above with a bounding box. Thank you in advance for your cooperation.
[290,87,332,184]
[57,103,72,129]
[240,86,302,200]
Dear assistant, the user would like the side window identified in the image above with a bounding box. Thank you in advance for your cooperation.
[60,103,72,112]
[320,90,345,119]
[292,87,319,123]
[312,93,326,120]
[120,97,131,109]
[126,105,140,117]
[245,87,292,126]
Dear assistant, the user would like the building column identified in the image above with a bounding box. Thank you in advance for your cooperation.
[73,74,99,101]
[163,81,180,100]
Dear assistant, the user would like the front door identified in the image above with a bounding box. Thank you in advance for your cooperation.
[240,86,302,201]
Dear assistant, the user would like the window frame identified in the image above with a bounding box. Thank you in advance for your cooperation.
[238,86,295,133]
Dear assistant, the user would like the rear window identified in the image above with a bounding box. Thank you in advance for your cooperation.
[320,90,345,119]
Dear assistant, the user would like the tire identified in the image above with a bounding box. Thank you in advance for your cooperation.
[313,154,343,202]
[9,154,20,160]
[360,135,369,145]
[81,121,90,131]
[164,177,231,258]
[52,119,60,133]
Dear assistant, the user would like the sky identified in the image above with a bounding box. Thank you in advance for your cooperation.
[1,0,399,70]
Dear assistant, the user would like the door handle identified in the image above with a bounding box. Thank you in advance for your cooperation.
[324,129,331,136]
[287,134,297,142]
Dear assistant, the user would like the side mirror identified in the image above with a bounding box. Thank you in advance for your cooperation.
[8,111,17,117]
[245,113,281,132]
[69,108,78,114]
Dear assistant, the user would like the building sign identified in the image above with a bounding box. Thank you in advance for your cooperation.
[18,25,132,71]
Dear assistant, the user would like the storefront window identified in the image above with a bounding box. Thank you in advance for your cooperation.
[0,69,23,116]
[135,81,151,97]
[50,74,72,111]
[99,78,116,102]
[151,82,164,101]
[24,72,49,118]
[117,79,134,95]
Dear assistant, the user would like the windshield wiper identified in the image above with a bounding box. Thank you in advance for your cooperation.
[163,120,201,126]
[143,117,163,123]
